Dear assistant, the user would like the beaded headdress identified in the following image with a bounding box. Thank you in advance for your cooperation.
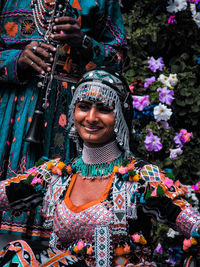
[68,69,132,157]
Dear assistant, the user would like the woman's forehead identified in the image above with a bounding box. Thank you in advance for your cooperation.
[76,99,112,107]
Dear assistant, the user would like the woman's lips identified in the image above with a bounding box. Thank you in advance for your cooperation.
[83,125,102,132]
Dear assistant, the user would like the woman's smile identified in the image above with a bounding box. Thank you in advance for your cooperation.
[83,125,102,132]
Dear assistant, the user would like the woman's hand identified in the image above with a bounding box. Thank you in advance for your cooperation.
[17,41,56,75]
[51,16,84,47]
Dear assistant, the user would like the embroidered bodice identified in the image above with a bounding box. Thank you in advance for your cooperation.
[54,174,113,245]
[1,156,200,266]
[54,200,113,245]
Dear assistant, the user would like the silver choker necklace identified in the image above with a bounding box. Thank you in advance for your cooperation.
[82,140,122,165]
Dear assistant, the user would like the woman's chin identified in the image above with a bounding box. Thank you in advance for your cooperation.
[83,138,115,148]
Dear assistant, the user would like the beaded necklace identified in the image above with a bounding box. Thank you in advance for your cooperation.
[31,0,78,38]
[31,0,55,36]
[72,141,123,179]
[72,154,124,179]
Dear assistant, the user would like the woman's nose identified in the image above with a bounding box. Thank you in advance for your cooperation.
[86,106,98,123]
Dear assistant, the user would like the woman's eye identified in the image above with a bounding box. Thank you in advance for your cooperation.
[77,103,90,111]
[98,106,113,113]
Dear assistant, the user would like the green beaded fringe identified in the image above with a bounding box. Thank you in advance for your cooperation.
[72,154,123,178]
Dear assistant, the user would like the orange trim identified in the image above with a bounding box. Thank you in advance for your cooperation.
[64,173,114,213]
[41,252,72,267]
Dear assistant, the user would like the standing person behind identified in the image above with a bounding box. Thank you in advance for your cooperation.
[0,0,127,239]
[0,69,199,266]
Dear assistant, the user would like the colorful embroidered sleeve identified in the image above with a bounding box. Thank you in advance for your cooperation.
[0,171,43,212]
[0,48,23,84]
[0,158,60,212]
[140,164,200,238]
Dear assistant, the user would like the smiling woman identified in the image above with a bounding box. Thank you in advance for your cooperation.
[0,69,200,266]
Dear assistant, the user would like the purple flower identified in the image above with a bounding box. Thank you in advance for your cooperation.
[148,57,165,72]
[132,95,150,111]
[154,243,163,254]
[159,120,171,130]
[144,131,163,152]
[174,129,193,149]
[174,132,183,148]
[170,147,183,160]
[157,87,174,105]
[188,0,200,4]
[144,76,156,88]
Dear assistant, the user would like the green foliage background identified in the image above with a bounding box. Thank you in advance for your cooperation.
[122,0,200,185]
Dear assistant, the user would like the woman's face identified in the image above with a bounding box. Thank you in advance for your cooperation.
[74,100,115,147]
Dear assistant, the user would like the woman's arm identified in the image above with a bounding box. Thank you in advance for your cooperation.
[0,158,61,212]
[0,173,43,212]
[87,0,127,70]
[0,46,24,84]
[52,0,127,72]
[140,164,200,238]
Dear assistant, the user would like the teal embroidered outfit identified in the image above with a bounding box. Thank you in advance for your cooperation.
[0,0,127,238]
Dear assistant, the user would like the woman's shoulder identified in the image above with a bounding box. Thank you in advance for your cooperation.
[113,154,162,183]
[17,157,75,193]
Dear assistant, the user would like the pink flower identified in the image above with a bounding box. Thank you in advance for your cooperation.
[118,166,128,175]
[132,95,150,111]
[168,15,177,24]
[192,184,199,191]
[131,234,141,243]
[183,238,192,248]
[174,129,193,148]
[77,240,85,250]
[192,181,200,193]
[129,84,135,94]
[164,177,174,188]
[31,177,42,185]
[180,129,193,143]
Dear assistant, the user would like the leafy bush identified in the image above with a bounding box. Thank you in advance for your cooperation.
[123,0,200,184]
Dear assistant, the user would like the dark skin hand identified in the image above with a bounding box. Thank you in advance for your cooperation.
[52,16,84,47]
[17,17,90,79]
[17,41,56,76]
